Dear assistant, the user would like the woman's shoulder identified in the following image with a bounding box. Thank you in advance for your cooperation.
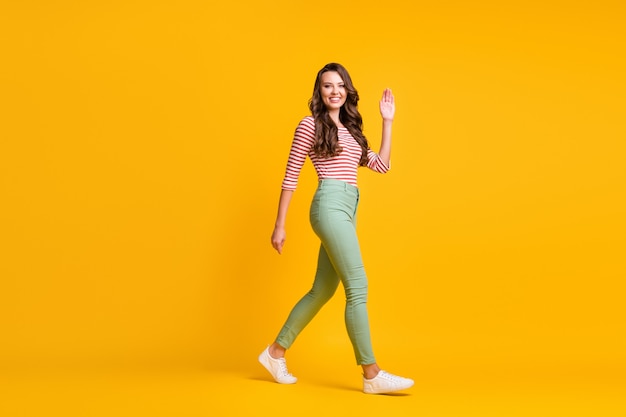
[295,115,315,134]
[299,115,315,126]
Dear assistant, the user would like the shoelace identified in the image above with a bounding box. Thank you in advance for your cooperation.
[277,358,293,377]
[378,371,404,383]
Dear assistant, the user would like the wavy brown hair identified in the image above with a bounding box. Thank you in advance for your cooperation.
[308,63,370,166]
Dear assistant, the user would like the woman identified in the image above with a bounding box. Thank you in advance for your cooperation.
[259,63,413,394]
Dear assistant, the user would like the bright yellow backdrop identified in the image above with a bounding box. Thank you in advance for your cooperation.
[1,0,625,392]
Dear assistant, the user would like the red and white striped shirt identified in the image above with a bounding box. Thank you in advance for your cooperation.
[281,116,390,191]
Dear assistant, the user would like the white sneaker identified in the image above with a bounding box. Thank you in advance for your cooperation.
[363,370,414,394]
[258,346,297,384]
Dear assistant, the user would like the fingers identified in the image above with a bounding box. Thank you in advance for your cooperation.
[271,238,284,254]
[381,88,394,103]
[379,88,395,120]
[271,228,286,254]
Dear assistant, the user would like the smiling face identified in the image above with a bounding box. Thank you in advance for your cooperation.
[319,71,347,112]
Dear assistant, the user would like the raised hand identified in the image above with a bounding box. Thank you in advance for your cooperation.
[379,88,395,122]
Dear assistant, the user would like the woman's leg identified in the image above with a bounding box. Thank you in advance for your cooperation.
[313,210,376,365]
[274,244,340,350]
[260,244,339,384]
[309,182,376,366]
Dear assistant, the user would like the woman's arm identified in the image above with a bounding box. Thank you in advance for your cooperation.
[272,117,315,254]
[271,189,294,254]
[377,88,395,166]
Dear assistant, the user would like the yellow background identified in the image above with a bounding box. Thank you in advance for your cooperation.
[1,0,625,415]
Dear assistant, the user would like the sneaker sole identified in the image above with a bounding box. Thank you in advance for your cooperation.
[363,380,414,394]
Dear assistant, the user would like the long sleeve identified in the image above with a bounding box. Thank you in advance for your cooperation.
[365,149,390,173]
[281,117,315,191]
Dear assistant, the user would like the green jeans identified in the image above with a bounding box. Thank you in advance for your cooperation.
[276,179,376,365]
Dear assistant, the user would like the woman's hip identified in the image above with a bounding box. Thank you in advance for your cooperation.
[310,179,359,230]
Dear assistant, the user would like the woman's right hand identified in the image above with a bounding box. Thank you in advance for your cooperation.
[271,226,286,254]
[272,190,293,255]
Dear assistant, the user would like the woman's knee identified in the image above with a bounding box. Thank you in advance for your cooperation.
[309,280,339,303]
[344,281,368,305]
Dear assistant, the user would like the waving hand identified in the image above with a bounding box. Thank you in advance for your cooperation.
[379,88,395,121]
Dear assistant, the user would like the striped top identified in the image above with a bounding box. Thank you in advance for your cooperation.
[281,116,390,191]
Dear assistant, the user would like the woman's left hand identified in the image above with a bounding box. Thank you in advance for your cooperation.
[379,88,395,121]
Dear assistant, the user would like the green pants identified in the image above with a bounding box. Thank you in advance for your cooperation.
[276,179,376,365]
